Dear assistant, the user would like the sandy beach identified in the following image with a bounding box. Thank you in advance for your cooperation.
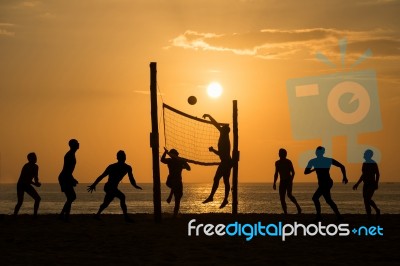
[0,213,398,265]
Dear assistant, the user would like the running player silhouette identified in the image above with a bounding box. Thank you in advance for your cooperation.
[304,146,348,221]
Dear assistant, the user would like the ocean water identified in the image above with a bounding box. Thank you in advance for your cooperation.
[0,183,399,215]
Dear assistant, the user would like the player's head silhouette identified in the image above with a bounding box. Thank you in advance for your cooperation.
[69,139,79,150]
[315,146,325,157]
[27,152,37,163]
[221,125,230,134]
[279,148,287,159]
[117,150,126,162]
[364,149,374,160]
[169,149,179,156]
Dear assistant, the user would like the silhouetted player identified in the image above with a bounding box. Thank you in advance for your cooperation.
[304,146,348,221]
[202,114,232,209]
[14,152,41,217]
[353,149,380,219]
[161,148,191,218]
[87,150,142,222]
[58,139,79,221]
[273,148,301,214]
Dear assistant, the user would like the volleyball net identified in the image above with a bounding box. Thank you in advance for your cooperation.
[162,103,229,166]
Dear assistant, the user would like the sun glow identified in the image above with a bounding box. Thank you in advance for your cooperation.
[207,82,223,98]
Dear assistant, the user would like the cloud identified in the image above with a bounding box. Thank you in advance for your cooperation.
[0,23,15,37]
[17,1,41,8]
[388,96,400,105]
[0,29,14,36]
[168,28,400,60]
[0,23,14,27]
[357,0,397,5]
[39,12,56,19]
[13,1,55,19]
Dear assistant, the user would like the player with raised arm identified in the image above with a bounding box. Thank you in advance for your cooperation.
[161,148,191,218]
[202,113,233,209]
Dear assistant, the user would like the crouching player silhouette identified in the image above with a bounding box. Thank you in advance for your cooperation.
[87,150,142,222]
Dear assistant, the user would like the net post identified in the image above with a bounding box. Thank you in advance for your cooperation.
[150,62,162,223]
[232,100,239,214]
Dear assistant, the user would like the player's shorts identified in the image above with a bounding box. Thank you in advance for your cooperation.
[279,179,293,191]
[363,183,376,198]
[17,183,36,195]
[215,160,233,178]
[317,178,333,190]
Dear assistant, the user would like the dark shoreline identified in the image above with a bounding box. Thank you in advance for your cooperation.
[0,213,399,265]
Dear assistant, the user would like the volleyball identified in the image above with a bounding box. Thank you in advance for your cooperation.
[188,96,197,105]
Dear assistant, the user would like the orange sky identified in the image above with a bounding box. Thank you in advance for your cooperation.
[0,0,399,184]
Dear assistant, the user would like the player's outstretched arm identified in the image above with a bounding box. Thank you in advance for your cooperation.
[332,159,348,184]
[128,169,142,190]
[202,114,219,128]
[87,168,108,193]
[304,160,315,175]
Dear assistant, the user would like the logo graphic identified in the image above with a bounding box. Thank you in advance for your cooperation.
[188,219,384,242]
[286,39,382,166]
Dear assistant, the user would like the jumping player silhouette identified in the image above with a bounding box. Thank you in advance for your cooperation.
[202,114,233,209]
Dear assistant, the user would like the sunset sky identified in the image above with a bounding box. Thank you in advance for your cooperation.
[1,0,399,184]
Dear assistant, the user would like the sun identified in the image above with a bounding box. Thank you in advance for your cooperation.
[207,82,223,98]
